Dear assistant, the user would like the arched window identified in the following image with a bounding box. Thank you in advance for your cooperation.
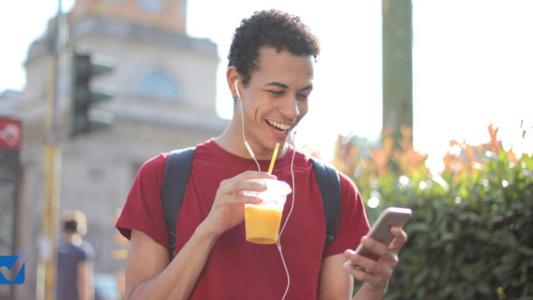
[137,71,181,101]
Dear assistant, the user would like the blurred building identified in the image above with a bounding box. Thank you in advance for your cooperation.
[0,91,23,116]
[8,0,226,299]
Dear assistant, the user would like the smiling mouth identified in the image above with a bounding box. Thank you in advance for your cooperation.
[265,119,292,132]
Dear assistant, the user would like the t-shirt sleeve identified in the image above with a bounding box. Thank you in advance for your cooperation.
[115,153,169,249]
[324,172,370,257]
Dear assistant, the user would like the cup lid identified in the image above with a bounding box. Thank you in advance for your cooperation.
[246,178,292,197]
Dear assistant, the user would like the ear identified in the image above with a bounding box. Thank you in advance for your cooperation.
[226,67,241,100]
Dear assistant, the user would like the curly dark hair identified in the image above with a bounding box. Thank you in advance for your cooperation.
[228,9,320,86]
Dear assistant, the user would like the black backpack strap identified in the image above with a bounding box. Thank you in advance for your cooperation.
[161,147,195,259]
[311,158,341,247]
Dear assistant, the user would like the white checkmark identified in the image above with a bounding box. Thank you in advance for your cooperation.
[0,266,13,281]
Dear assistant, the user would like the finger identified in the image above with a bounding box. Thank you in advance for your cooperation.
[348,252,378,274]
[226,193,262,205]
[361,236,389,258]
[344,248,393,289]
[356,272,390,291]
[346,247,396,276]
[380,251,399,268]
[218,179,264,195]
[345,260,367,280]
[232,180,268,194]
[343,249,356,260]
[344,260,389,289]
[343,259,364,274]
[218,172,276,194]
[389,226,408,253]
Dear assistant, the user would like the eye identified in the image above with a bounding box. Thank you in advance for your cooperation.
[297,93,310,101]
[267,90,285,96]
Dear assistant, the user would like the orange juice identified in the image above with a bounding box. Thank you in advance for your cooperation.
[244,204,283,244]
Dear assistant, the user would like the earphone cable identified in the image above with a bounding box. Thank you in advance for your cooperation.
[235,80,261,171]
[235,79,295,300]
[277,130,297,300]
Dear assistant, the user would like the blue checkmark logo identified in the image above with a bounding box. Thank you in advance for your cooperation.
[0,256,25,284]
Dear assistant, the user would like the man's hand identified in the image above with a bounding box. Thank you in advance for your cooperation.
[202,171,276,237]
[343,226,408,292]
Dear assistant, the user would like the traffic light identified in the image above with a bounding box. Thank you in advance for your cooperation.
[70,51,114,137]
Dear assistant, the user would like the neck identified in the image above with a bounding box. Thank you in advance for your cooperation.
[64,233,82,245]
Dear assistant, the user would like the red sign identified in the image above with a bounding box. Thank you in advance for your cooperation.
[0,117,22,150]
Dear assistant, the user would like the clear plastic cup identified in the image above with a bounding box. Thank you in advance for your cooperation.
[242,178,292,244]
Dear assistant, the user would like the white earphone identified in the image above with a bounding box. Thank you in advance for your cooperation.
[233,78,297,300]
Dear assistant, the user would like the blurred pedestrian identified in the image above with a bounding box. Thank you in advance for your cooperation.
[56,209,95,300]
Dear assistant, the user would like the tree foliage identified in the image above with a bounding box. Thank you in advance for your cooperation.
[333,125,533,299]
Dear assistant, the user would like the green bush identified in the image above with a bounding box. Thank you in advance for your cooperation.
[333,126,533,299]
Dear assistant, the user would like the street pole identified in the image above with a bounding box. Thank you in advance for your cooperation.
[38,0,63,299]
[40,145,61,300]
[382,0,413,147]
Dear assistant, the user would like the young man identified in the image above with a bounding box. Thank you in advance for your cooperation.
[56,210,95,300]
[116,10,407,300]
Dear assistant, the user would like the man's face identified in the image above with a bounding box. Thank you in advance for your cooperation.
[237,47,314,157]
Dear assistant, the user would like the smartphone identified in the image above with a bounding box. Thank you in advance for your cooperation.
[355,207,412,260]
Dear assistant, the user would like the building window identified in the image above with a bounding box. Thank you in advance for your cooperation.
[137,71,182,101]
[137,0,164,13]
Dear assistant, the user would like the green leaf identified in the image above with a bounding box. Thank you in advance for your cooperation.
[518,246,533,256]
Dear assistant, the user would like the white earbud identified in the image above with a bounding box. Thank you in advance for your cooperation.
[233,79,242,100]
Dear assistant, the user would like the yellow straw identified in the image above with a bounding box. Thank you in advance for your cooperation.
[267,143,280,174]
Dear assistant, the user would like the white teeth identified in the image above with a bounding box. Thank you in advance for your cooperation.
[266,119,291,131]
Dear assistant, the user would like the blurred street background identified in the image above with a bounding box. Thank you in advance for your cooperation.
[0,0,531,299]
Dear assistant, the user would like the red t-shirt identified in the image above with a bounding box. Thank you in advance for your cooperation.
[116,139,369,299]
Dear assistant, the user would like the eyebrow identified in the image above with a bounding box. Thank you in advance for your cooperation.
[264,82,313,92]
[264,82,289,89]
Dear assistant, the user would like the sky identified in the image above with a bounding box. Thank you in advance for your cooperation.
[0,0,531,170]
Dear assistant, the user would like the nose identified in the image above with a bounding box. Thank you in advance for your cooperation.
[279,96,301,120]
